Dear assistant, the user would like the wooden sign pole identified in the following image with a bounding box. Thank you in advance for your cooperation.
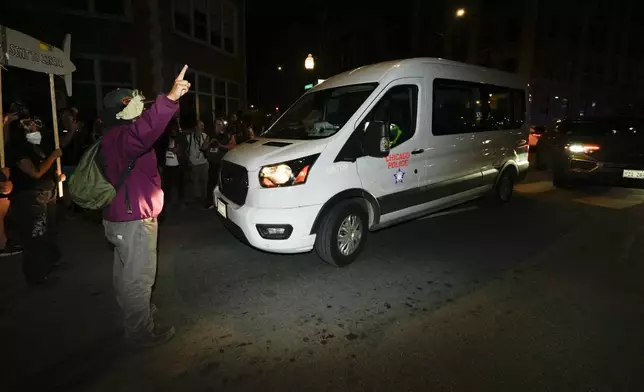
[48,73,63,197]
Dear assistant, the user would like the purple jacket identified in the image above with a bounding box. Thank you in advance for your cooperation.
[102,95,179,222]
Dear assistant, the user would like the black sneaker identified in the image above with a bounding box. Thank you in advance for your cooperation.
[129,324,175,349]
[0,243,22,258]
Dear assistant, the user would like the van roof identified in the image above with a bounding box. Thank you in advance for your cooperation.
[312,57,527,91]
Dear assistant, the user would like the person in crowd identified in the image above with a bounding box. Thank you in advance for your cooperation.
[203,118,236,209]
[162,122,186,210]
[3,102,29,145]
[1,111,24,257]
[0,166,21,257]
[9,117,64,285]
[58,108,82,220]
[231,112,252,144]
[242,115,256,140]
[101,65,190,348]
[183,120,209,202]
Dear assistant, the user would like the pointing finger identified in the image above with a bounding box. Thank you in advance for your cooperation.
[176,64,188,80]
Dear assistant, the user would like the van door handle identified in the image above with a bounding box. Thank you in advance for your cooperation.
[411,148,425,155]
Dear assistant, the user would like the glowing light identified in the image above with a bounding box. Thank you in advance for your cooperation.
[456,8,466,17]
[305,54,315,70]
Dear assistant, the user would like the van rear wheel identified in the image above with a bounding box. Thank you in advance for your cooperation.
[314,200,368,267]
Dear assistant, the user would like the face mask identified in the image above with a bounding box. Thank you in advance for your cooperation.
[26,131,42,145]
[116,94,145,120]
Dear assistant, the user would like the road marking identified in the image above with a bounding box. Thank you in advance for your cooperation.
[419,205,479,220]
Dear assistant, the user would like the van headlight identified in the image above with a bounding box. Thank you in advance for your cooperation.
[259,154,319,188]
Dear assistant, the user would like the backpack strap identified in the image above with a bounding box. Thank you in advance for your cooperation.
[99,137,136,214]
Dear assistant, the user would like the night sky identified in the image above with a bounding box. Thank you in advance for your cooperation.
[246,0,411,110]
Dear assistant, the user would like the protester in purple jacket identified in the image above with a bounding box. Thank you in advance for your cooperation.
[102,65,191,348]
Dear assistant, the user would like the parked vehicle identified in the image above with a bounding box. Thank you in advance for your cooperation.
[536,117,644,188]
[214,58,530,266]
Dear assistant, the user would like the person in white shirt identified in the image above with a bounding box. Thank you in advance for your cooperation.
[163,127,185,208]
[185,121,209,202]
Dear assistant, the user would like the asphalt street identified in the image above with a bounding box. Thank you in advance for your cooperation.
[2,170,644,391]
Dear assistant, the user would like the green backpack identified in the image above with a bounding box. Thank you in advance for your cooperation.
[68,138,133,210]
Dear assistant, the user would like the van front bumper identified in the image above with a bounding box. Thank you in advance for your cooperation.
[213,187,320,254]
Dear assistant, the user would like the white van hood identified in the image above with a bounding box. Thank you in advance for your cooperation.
[223,137,329,172]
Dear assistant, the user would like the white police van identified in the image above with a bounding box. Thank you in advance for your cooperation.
[214,58,529,266]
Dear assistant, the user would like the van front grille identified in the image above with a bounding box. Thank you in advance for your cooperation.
[219,161,248,206]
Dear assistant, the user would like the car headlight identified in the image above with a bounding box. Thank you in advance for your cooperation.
[566,143,600,153]
[259,154,320,188]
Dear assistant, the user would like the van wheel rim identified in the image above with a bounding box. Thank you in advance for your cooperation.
[337,214,363,256]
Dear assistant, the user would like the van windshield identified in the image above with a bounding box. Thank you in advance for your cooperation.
[262,83,377,140]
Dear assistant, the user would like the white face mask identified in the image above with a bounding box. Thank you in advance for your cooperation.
[26,131,42,145]
[116,95,145,120]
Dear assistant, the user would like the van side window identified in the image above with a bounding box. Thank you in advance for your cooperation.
[361,85,418,148]
[480,86,526,130]
[433,79,526,135]
[432,79,480,136]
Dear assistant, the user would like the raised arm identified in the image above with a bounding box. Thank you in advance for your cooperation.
[121,65,191,159]
[121,95,179,158]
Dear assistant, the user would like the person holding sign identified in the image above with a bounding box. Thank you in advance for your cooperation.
[101,65,191,348]
[9,117,64,285]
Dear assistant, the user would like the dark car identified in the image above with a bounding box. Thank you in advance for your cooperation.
[535,118,644,188]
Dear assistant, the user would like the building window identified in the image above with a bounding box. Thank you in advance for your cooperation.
[55,0,131,20]
[209,0,222,49]
[174,0,191,34]
[176,66,240,126]
[71,56,136,121]
[193,0,209,42]
[173,0,238,55]
[222,2,237,54]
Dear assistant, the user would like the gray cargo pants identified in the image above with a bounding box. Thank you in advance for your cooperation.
[103,217,158,339]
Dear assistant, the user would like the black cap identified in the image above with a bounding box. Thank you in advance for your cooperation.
[103,88,135,110]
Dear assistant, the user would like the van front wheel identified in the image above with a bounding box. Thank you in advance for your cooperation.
[314,200,368,267]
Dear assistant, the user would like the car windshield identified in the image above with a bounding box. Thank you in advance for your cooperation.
[262,83,377,140]
[563,120,644,138]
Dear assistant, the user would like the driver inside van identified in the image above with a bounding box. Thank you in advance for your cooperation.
[389,123,403,147]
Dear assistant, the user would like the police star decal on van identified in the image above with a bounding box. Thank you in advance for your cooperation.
[394,168,406,184]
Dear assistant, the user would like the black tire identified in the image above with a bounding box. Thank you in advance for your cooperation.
[492,168,516,203]
[314,199,368,267]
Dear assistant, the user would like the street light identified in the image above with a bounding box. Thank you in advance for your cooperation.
[456,8,466,18]
[305,54,315,70]
[277,65,282,71]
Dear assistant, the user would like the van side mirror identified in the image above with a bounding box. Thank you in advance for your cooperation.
[363,121,390,158]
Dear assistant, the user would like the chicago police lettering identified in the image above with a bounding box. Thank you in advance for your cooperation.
[385,152,410,169]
